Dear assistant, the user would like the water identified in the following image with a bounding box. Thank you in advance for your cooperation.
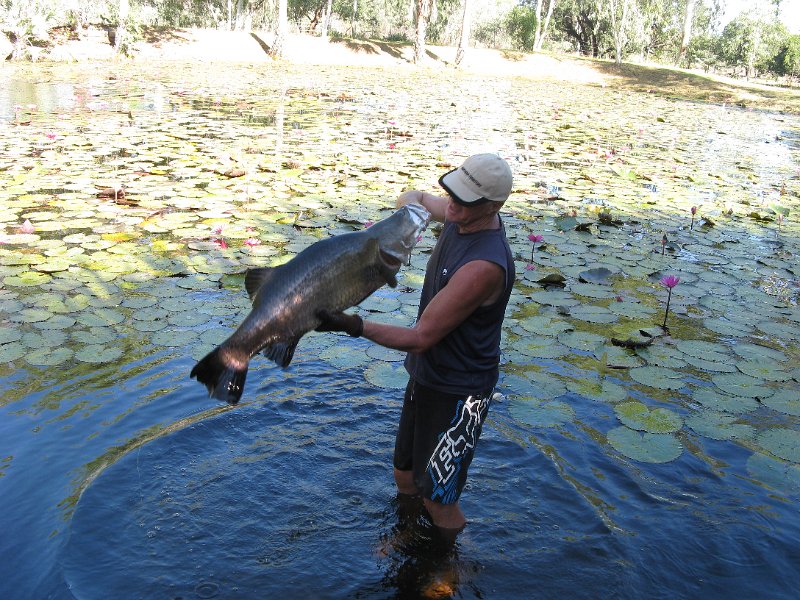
[1,62,799,599]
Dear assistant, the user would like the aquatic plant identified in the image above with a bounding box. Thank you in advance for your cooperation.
[528,233,544,262]
[661,233,668,256]
[690,206,697,230]
[659,275,680,329]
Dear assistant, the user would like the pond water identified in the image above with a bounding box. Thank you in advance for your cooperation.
[1,62,799,599]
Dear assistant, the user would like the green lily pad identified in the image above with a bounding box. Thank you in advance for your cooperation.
[568,304,618,324]
[0,342,25,362]
[692,387,759,414]
[757,428,800,463]
[75,345,124,363]
[151,329,199,347]
[615,401,683,433]
[731,342,788,363]
[685,411,754,441]
[762,389,800,417]
[557,331,606,352]
[514,338,568,359]
[509,397,575,427]
[629,365,684,390]
[25,347,74,367]
[33,314,76,330]
[320,343,369,369]
[364,361,408,389]
[712,373,774,399]
[566,378,628,403]
[0,329,23,344]
[736,359,792,382]
[607,426,683,463]
[746,452,800,494]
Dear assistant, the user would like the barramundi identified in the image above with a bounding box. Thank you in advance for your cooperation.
[191,203,430,404]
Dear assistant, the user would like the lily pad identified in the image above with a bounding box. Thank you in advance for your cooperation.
[692,387,759,414]
[364,361,407,389]
[557,331,606,352]
[0,342,26,362]
[628,366,685,390]
[746,452,800,494]
[711,373,774,399]
[607,426,683,463]
[685,411,754,441]
[25,347,74,367]
[75,345,123,363]
[566,378,628,403]
[762,389,800,417]
[757,428,800,463]
[508,397,575,428]
[615,401,683,433]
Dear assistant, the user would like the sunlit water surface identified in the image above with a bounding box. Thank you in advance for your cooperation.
[0,63,798,599]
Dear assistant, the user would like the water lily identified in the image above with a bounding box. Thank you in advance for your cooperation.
[19,219,35,234]
[243,238,261,247]
[215,238,228,249]
[364,220,374,228]
[528,233,544,261]
[45,132,57,141]
[659,275,680,328]
[525,263,537,271]
[212,225,224,235]
[690,206,697,230]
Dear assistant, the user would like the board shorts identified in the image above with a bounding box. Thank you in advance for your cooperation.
[393,379,493,505]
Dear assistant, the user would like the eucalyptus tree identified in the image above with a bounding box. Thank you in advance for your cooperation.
[717,8,787,78]
[414,0,433,62]
[454,0,471,65]
[533,0,557,50]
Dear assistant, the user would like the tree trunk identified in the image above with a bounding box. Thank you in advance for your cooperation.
[414,0,433,64]
[351,0,358,37]
[535,0,556,51]
[322,0,333,38]
[533,0,543,51]
[678,0,695,64]
[116,0,129,54]
[273,0,288,58]
[454,0,471,66]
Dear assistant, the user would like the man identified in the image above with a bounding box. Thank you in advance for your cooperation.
[317,153,515,540]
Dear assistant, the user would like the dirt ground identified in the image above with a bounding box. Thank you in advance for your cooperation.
[30,27,800,114]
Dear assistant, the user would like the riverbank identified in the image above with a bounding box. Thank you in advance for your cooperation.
[7,26,800,114]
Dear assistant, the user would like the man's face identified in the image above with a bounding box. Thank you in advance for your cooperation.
[445,195,499,226]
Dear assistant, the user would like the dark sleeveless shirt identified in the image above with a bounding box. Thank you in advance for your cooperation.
[404,217,515,395]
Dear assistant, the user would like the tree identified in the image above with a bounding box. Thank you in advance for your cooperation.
[677,0,696,64]
[454,0,471,66]
[273,0,288,57]
[773,34,800,82]
[534,0,557,51]
[606,0,633,64]
[414,0,433,63]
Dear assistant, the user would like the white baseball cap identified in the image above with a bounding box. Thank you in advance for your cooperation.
[439,153,513,206]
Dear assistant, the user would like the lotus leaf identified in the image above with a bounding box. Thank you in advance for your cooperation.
[75,345,123,363]
[757,428,800,463]
[566,378,628,403]
[606,426,683,463]
[629,366,685,390]
[762,389,800,417]
[685,411,754,441]
[746,453,800,494]
[712,373,774,399]
[364,361,407,389]
[508,397,575,428]
[615,401,683,433]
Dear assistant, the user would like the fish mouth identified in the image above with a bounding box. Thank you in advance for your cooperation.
[380,249,403,269]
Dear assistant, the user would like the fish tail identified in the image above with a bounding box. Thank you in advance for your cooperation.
[190,347,248,405]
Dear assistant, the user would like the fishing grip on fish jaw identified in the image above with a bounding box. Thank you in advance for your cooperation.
[315,310,364,337]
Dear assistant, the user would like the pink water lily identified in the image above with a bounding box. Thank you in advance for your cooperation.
[243,238,261,247]
[528,233,544,261]
[364,220,374,228]
[212,225,224,235]
[215,238,228,249]
[659,275,680,328]
[19,219,35,234]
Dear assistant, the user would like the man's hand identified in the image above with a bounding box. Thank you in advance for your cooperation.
[315,310,364,337]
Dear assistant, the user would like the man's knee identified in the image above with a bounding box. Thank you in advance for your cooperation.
[394,468,418,495]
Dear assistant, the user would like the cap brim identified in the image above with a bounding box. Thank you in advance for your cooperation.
[438,170,484,205]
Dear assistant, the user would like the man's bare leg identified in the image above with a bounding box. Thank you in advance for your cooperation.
[394,468,418,495]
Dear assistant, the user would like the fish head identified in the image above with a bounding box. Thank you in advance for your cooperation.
[368,203,431,268]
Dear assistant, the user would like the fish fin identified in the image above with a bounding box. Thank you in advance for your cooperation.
[263,338,299,368]
[244,267,280,301]
[190,347,248,405]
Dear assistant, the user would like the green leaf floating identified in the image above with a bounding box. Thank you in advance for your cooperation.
[685,411,754,441]
[712,373,774,399]
[614,401,683,433]
[692,387,759,414]
[757,428,800,463]
[509,397,575,428]
[364,362,407,389]
[607,426,683,463]
[762,389,800,417]
[746,452,800,494]
[629,365,685,390]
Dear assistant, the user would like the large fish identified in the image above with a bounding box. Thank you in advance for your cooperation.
[190,203,430,404]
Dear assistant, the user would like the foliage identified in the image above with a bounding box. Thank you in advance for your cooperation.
[771,34,800,79]
[504,4,537,51]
